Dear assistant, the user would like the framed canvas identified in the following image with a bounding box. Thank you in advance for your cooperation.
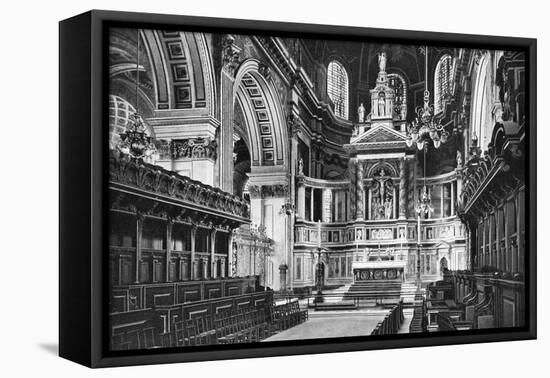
[59,10,537,368]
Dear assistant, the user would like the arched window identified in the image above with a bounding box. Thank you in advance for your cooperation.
[434,54,454,114]
[327,60,349,119]
[471,53,492,152]
[388,73,408,119]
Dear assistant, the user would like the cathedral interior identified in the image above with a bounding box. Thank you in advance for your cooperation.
[107,28,527,349]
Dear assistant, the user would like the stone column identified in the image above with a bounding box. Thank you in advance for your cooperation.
[309,188,314,221]
[440,185,445,219]
[399,158,407,219]
[451,181,455,216]
[356,160,364,220]
[495,210,501,270]
[202,259,208,279]
[349,158,357,219]
[210,229,217,278]
[322,188,333,223]
[517,190,524,273]
[227,232,234,277]
[190,226,197,280]
[135,212,144,283]
[220,258,226,278]
[166,218,174,282]
[297,178,306,220]
[219,35,241,192]
[393,186,397,219]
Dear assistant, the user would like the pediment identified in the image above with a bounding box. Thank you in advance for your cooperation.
[352,125,408,145]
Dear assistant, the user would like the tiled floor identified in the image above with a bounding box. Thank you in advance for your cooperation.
[263,311,389,342]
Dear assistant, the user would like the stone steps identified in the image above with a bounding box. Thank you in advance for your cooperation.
[313,301,358,311]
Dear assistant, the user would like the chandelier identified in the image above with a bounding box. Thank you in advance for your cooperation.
[406,45,450,150]
[118,112,156,159]
[117,28,157,160]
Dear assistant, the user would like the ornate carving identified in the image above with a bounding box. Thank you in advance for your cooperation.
[248,184,289,199]
[222,35,241,77]
[258,62,271,81]
[169,137,217,160]
[398,159,407,218]
[496,56,514,121]
[109,151,249,220]
[286,114,302,138]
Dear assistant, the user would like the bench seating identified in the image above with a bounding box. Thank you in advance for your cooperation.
[110,293,309,350]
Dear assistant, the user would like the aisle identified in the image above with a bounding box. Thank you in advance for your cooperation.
[263,311,388,342]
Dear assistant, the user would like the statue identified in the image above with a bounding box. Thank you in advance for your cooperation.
[298,158,304,175]
[377,92,386,117]
[384,196,392,219]
[378,52,387,72]
[358,103,366,123]
[372,168,394,220]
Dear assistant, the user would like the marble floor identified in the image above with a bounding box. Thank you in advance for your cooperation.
[263,307,415,342]
[263,310,388,342]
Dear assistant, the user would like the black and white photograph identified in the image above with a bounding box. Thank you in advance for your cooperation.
[107,25,528,351]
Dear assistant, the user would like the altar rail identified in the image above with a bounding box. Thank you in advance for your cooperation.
[110,276,259,313]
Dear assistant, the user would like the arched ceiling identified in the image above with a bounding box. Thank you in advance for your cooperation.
[108,28,215,117]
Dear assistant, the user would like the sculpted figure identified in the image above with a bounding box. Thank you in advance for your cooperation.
[378,92,386,116]
[358,103,365,123]
[378,52,387,72]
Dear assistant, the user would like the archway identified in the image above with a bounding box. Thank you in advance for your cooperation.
[233,59,288,169]
[439,257,449,276]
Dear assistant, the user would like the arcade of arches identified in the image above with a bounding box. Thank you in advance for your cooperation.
[108,28,527,348]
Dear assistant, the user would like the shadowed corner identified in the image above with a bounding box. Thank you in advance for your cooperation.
[38,343,58,356]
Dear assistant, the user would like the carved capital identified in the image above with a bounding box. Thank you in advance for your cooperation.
[286,114,302,138]
[222,35,241,77]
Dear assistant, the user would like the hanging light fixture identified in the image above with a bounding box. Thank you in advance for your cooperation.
[406,45,450,150]
[416,145,434,217]
[117,29,157,160]
[414,144,433,285]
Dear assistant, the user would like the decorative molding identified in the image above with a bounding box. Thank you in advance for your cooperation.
[248,184,289,199]
[109,151,250,225]
[157,137,218,161]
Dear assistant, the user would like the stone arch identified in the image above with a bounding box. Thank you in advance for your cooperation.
[367,161,399,178]
[233,59,288,167]
[140,30,216,115]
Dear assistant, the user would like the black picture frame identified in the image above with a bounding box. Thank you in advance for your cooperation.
[59,9,537,368]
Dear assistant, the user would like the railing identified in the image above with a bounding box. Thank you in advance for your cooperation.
[294,218,465,246]
[370,300,404,335]
[109,151,250,220]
